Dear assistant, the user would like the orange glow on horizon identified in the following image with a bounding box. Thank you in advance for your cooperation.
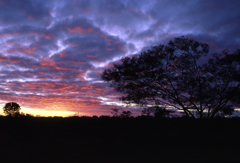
[0,107,78,117]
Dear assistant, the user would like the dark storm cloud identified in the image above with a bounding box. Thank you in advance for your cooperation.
[0,0,239,116]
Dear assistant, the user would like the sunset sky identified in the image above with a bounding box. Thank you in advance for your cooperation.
[0,0,239,117]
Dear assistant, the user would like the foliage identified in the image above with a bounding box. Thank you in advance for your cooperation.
[110,107,123,117]
[110,107,132,118]
[15,112,35,117]
[102,36,240,118]
[141,106,173,118]
[72,112,81,117]
[3,102,21,117]
[120,111,132,118]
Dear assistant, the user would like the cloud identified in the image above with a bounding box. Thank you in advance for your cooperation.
[0,0,52,26]
[0,0,239,116]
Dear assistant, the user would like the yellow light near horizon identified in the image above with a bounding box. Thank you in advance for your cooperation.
[0,107,80,117]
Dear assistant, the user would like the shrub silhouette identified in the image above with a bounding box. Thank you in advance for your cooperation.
[110,107,132,118]
[110,107,123,117]
[142,106,173,118]
[120,111,132,118]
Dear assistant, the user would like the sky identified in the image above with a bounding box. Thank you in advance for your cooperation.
[0,0,239,117]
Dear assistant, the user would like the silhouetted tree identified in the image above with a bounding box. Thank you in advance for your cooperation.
[110,107,132,118]
[3,102,21,117]
[141,106,172,118]
[120,111,132,118]
[141,107,155,116]
[102,36,240,118]
[110,107,123,117]
[154,107,172,118]
[73,112,81,117]
[14,112,34,117]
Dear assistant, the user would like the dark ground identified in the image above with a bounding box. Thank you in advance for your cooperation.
[0,116,239,162]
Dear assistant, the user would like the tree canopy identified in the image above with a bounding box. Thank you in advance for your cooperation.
[141,106,173,118]
[102,36,240,118]
[3,102,21,117]
[110,107,132,118]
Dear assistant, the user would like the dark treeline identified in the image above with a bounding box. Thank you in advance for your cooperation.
[0,116,240,162]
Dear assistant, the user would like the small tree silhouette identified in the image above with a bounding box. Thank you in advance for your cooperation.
[142,106,172,118]
[120,111,132,118]
[110,107,132,118]
[153,107,172,118]
[110,107,123,117]
[3,102,21,117]
[141,107,156,116]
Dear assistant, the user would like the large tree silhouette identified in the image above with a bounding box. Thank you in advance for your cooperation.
[3,102,21,117]
[102,36,240,118]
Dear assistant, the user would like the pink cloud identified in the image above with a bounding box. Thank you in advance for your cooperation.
[66,26,93,34]
[87,55,97,58]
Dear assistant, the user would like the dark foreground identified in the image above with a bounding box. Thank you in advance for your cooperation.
[0,116,239,162]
